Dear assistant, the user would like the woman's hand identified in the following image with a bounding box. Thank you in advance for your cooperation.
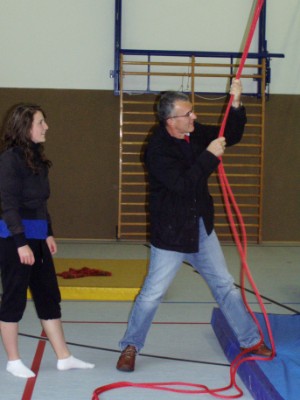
[18,245,35,265]
[46,235,57,255]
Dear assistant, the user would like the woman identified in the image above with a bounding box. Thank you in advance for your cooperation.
[0,103,94,378]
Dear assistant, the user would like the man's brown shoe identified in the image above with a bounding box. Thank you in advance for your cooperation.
[241,342,272,357]
[116,345,137,372]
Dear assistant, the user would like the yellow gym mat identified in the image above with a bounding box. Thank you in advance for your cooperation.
[29,259,148,301]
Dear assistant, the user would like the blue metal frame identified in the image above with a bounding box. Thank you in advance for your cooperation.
[113,0,284,96]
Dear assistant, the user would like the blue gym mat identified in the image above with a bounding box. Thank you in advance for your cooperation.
[211,308,300,400]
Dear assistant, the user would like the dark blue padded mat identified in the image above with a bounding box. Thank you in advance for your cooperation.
[211,308,300,400]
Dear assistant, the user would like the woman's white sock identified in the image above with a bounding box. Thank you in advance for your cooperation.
[57,355,95,371]
[6,359,35,378]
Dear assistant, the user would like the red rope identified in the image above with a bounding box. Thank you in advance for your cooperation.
[92,0,275,398]
[217,0,276,388]
[218,0,265,137]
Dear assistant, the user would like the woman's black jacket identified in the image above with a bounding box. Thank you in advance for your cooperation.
[0,145,53,248]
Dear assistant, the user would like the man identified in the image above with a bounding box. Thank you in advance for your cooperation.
[116,79,272,372]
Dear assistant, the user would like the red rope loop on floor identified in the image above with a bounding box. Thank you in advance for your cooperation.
[92,1,275,398]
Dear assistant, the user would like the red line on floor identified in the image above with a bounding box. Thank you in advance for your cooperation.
[22,330,47,400]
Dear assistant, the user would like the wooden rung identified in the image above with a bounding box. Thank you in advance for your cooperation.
[223,154,262,158]
[122,60,262,69]
[122,163,145,166]
[123,111,155,115]
[122,192,149,196]
[121,222,148,226]
[122,152,143,155]
[211,193,260,198]
[121,211,146,215]
[122,101,156,105]
[221,164,261,168]
[123,121,153,125]
[121,141,145,145]
[209,183,260,187]
[123,131,152,135]
[119,232,148,236]
[122,182,147,186]
[121,202,146,206]
[215,223,259,228]
[123,71,262,79]
[214,204,259,208]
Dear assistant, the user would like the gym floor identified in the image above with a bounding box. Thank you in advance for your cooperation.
[0,241,299,400]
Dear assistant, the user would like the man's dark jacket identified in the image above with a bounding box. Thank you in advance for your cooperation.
[144,106,247,253]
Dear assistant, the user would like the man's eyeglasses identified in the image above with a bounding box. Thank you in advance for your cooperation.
[168,110,194,119]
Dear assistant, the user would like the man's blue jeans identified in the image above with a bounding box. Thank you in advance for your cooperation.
[119,218,260,352]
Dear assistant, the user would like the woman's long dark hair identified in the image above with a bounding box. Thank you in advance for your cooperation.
[2,103,52,173]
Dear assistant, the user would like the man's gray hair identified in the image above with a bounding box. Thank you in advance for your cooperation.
[157,91,190,124]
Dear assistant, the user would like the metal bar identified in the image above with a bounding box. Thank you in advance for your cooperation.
[114,0,121,94]
[120,49,284,59]
[258,58,266,243]
[117,53,124,239]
